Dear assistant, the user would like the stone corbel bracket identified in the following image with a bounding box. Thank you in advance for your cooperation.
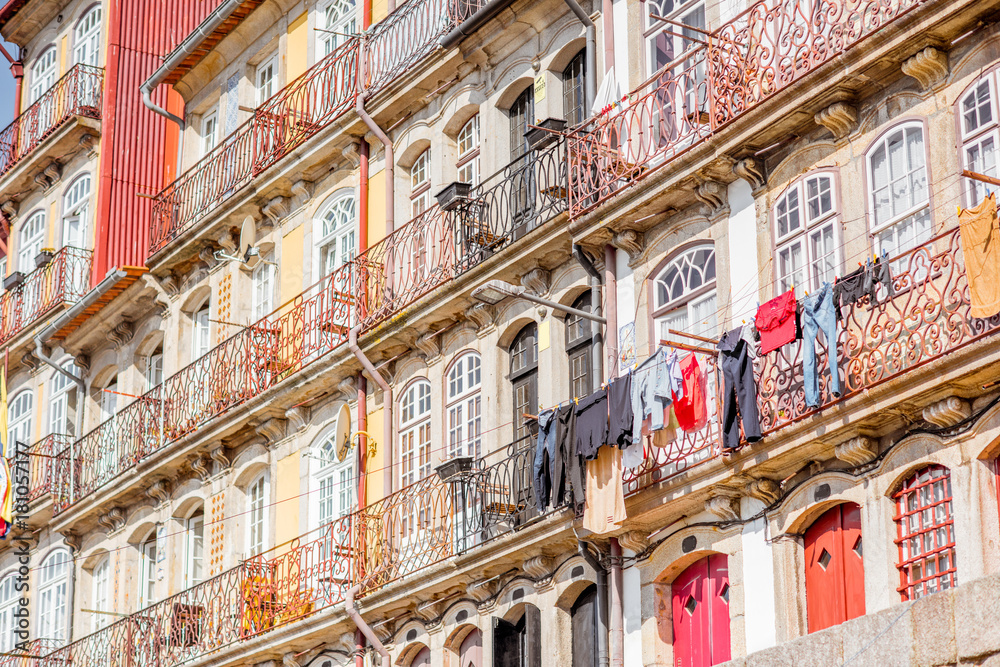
[255,417,288,446]
[901,46,948,91]
[522,555,554,590]
[465,303,495,337]
[922,396,971,429]
[521,267,551,297]
[834,435,878,467]
[814,101,858,141]
[733,157,766,194]
[611,229,644,263]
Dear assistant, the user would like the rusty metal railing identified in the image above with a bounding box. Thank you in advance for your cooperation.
[0,247,93,345]
[23,434,71,504]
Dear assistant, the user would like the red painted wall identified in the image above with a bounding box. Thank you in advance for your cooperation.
[804,503,866,633]
[671,554,731,667]
[93,0,218,282]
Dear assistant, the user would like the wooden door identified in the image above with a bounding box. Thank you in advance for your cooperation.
[804,502,865,633]
[571,585,598,667]
[671,554,731,667]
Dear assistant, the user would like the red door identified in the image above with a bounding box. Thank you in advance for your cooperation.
[804,503,865,633]
[671,554,731,667]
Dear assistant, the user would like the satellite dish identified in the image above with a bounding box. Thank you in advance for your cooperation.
[239,216,256,260]
[335,403,352,462]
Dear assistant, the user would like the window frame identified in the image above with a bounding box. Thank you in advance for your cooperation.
[48,360,79,437]
[252,252,276,321]
[246,473,268,556]
[18,210,46,274]
[37,549,71,645]
[255,53,279,106]
[138,531,158,608]
[562,50,587,127]
[184,509,205,587]
[649,243,718,343]
[510,323,539,442]
[318,0,357,58]
[312,427,356,528]
[957,72,1000,206]
[7,390,33,459]
[643,0,706,78]
[29,47,57,103]
[73,6,103,67]
[315,191,357,281]
[565,292,594,399]
[893,464,957,601]
[445,351,482,459]
[62,174,92,250]
[399,379,432,490]
[456,115,481,186]
[771,171,842,296]
[409,150,431,219]
[0,575,16,652]
[145,349,164,391]
[192,303,211,359]
[202,110,219,156]
[91,556,109,631]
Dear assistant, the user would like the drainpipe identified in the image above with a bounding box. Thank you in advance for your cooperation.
[577,539,609,667]
[357,374,368,508]
[604,244,618,379]
[355,36,394,236]
[0,44,22,116]
[349,326,393,498]
[139,0,246,129]
[603,0,614,73]
[573,245,603,384]
[562,0,597,111]
[359,140,370,252]
[609,537,624,667]
[439,0,513,48]
[345,585,391,665]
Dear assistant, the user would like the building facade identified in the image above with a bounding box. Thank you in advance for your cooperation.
[2,0,1000,666]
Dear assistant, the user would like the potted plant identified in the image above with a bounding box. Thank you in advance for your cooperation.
[435,181,472,211]
[35,248,55,268]
[3,271,25,290]
[525,117,567,150]
[435,456,474,482]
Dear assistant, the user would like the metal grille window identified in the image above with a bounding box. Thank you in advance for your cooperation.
[73,7,102,67]
[959,74,999,205]
[186,510,205,585]
[510,323,538,441]
[18,210,45,273]
[29,47,57,103]
[447,352,482,458]
[410,150,431,218]
[566,292,594,398]
[867,123,932,264]
[457,115,480,185]
[894,465,957,601]
[49,360,79,437]
[652,244,718,341]
[38,550,70,644]
[773,172,840,297]
[400,380,432,488]
[7,390,32,459]
[562,51,587,127]
[319,0,357,57]
[247,476,266,555]
[139,533,157,608]
[63,174,92,249]
[256,54,279,105]
[91,557,109,631]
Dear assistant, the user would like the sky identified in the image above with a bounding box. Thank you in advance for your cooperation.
[0,39,17,126]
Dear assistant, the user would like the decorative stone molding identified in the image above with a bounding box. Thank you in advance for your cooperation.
[834,435,878,467]
[695,180,727,217]
[43,162,61,187]
[73,354,91,373]
[733,157,765,192]
[902,47,948,90]
[181,265,208,293]
[20,350,40,373]
[261,196,289,226]
[217,230,238,255]
[210,445,231,471]
[415,332,441,363]
[523,555,553,589]
[611,229,644,262]
[63,532,83,554]
[521,267,551,296]
[617,530,650,554]
[338,376,358,401]
[79,132,98,157]
[922,396,971,428]
[467,578,497,605]
[34,172,51,191]
[189,454,211,482]
[15,532,38,552]
[814,102,858,141]
[284,406,309,432]
[706,491,741,522]
[0,199,17,220]
[342,143,361,168]
[199,245,220,270]
[155,272,180,297]
[108,318,134,350]
[416,599,445,631]
[742,477,781,506]
[465,303,495,335]
[146,479,170,505]
[291,180,312,202]
[255,417,287,445]
[282,653,300,667]
[98,507,126,533]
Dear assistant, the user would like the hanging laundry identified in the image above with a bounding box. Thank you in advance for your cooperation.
[673,353,708,432]
[583,445,626,535]
[740,322,760,360]
[648,405,680,448]
[607,374,634,447]
[959,193,1000,318]
[800,282,841,408]
[717,326,762,451]
[834,265,867,318]
[864,254,895,304]
[533,409,559,512]
[576,388,609,461]
[755,290,798,354]
[630,348,682,444]
[556,404,586,511]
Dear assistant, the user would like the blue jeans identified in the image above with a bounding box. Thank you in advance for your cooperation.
[533,409,558,511]
[801,282,841,407]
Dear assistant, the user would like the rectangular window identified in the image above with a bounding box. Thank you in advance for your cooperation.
[256,54,278,105]
[868,125,932,264]
[185,514,204,586]
[202,111,219,155]
[774,174,840,297]
[139,539,157,608]
[895,466,957,600]
[248,476,266,555]
[253,255,275,321]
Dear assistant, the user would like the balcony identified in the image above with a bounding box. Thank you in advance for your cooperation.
[0,247,93,346]
[24,433,71,506]
[43,438,550,667]
[0,64,103,183]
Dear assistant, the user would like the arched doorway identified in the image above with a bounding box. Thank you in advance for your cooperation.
[804,502,865,632]
[671,554,730,667]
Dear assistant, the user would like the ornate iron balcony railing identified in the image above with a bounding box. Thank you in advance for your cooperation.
[24,433,72,504]
[0,247,93,345]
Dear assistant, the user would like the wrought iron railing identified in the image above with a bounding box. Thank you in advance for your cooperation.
[24,434,71,504]
[0,247,93,344]
[0,64,103,178]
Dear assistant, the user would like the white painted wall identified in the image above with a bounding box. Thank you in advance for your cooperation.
[615,248,637,369]
[741,496,777,653]
[623,550,643,667]
[727,179,759,329]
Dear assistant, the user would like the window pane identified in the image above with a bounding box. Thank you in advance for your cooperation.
[809,224,837,288]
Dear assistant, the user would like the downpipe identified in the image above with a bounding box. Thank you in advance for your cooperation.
[610,537,624,667]
[577,538,609,667]
[574,245,604,383]
[346,585,391,665]
[562,0,597,111]
[355,34,395,236]
[604,244,618,379]
[349,326,393,498]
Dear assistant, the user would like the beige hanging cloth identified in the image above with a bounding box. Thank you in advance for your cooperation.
[583,445,627,535]
[959,193,1000,318]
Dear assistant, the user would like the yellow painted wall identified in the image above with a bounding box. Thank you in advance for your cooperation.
[365,407,384,503]
[367,169,386,247]
[59,36,67,76]
[372,0,389,24]
[286,12,308,81]
[47,200,58,250]
[275,451,300,550]
[280,224,304,305]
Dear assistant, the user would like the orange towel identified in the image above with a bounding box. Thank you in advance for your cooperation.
[959,193,1000,319]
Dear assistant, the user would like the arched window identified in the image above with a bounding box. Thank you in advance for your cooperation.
[62,174,92,249]
[562,51,587,127]
[316,192,357,279]
[457,115,480,186]
[651,244,717,341]
[18,210,45,273]
[49,361,79,437]
[91,556,109,631]
[74,6,102,66]
[145,347,164,391]
[7,390,33,458]
[894,465,956,600]
[247,474,267,556]
[400,380,432,488]
[138,530,157,608]
[566,292,595,398]
[958,73,998,205]
[252,251,276,321]
[509,87,534,161]
[510,323,538,442]
[804,503,865,633]
[312,426,356,527]
[193,303,211,359]
[410,647,430,667]
[410,150,431,219]
[319,0,357,56]
[185,508,205,587]
[99,375,119,421]
[0,575,16,651]
[447,352,482,459]
[29,48,57,103]
[773,172,839,297]
[866,123,932,261]
[459,629,482,667]
[38,550,71,644]
[671,554,730,667]
[571,584,598,667]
